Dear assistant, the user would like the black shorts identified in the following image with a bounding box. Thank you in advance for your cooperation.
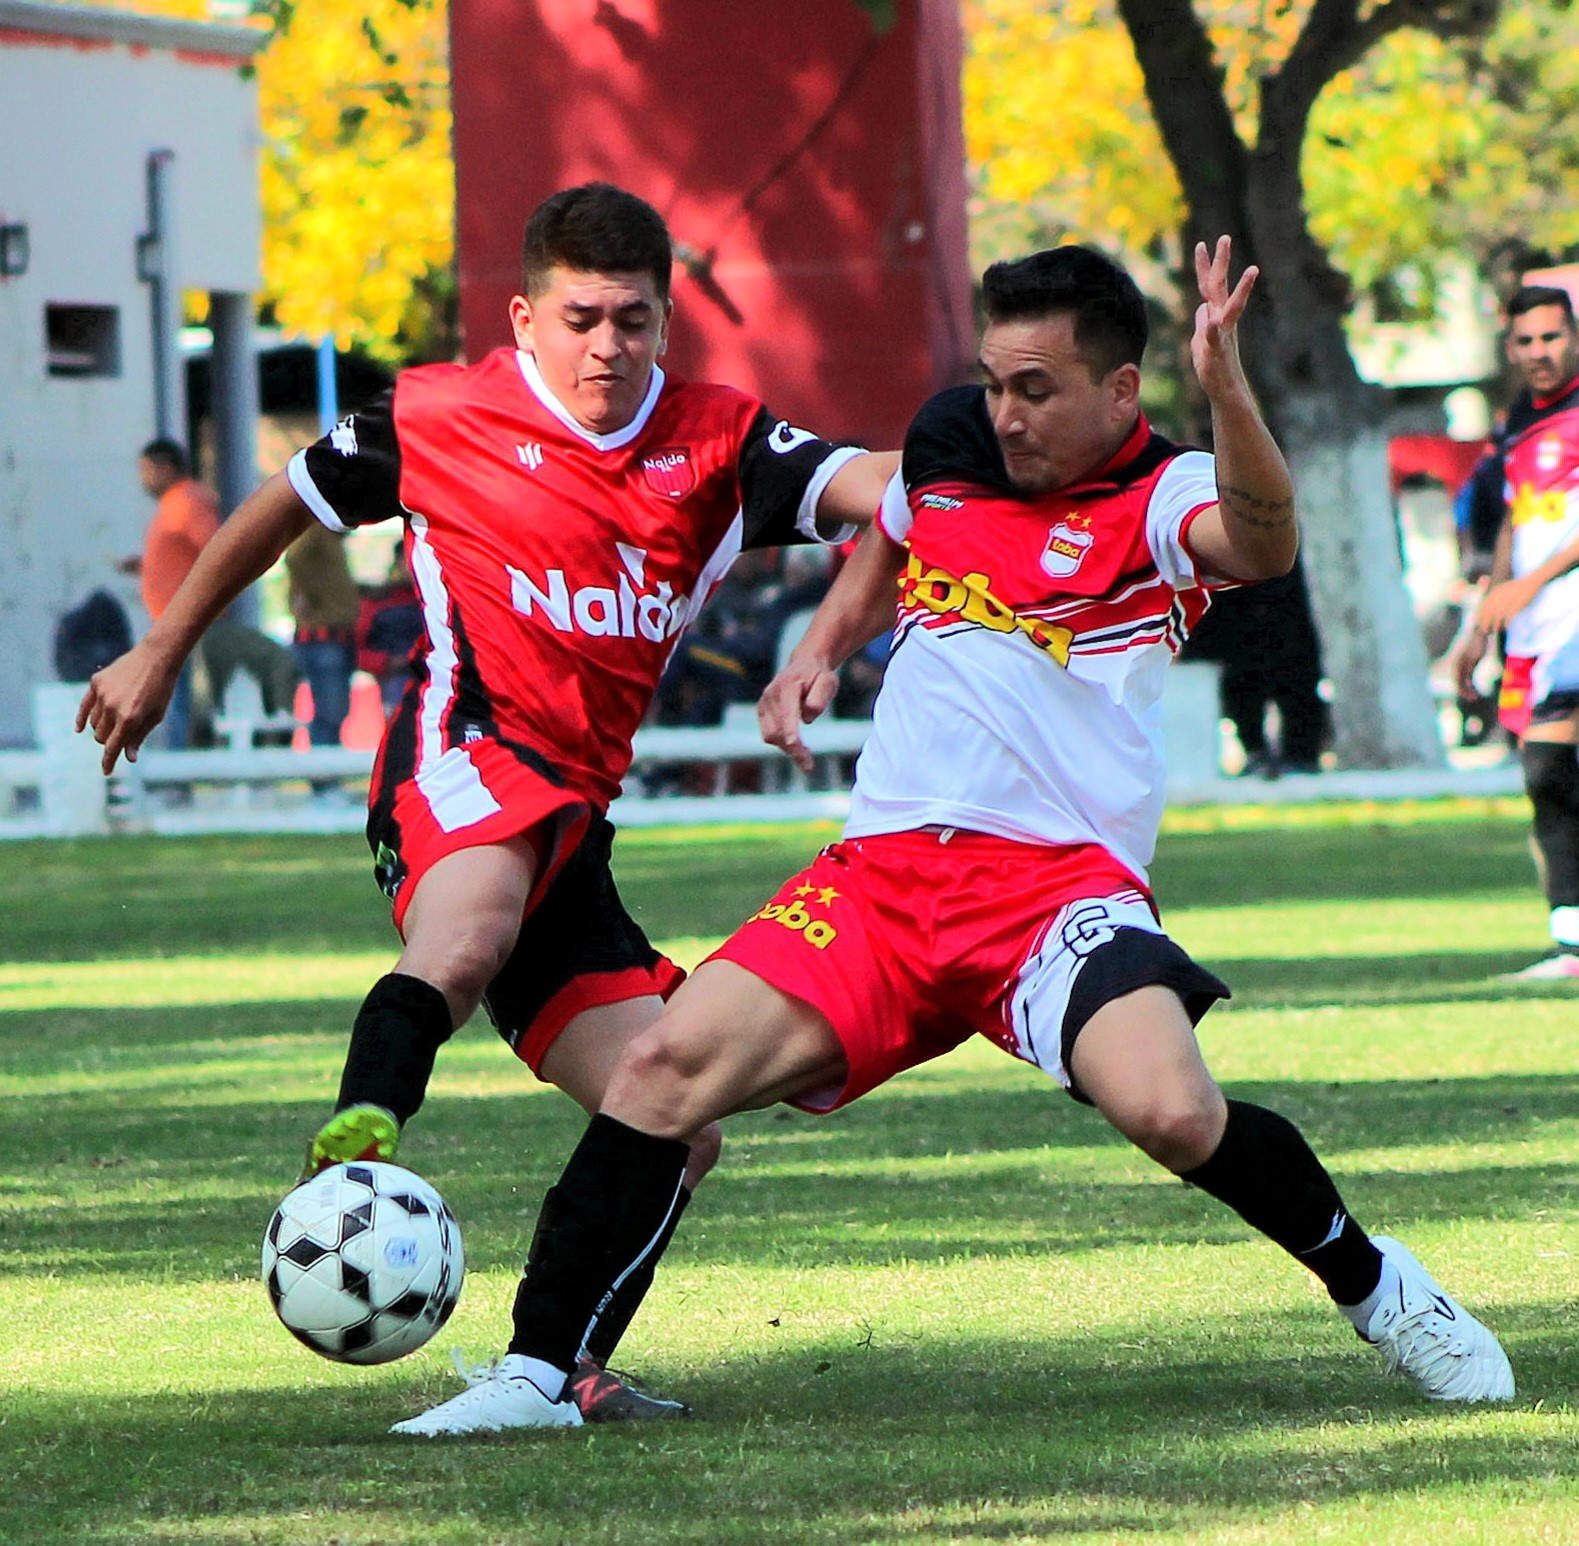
[480,814,685,1075]
[1061,926,1230,1105]
[1531,687,1579,729]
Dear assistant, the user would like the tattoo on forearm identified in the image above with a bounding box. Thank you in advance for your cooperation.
[1219,482,1295,531]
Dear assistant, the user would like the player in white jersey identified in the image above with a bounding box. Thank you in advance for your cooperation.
[1456,285,1579,979]
[387,239,1514,1437]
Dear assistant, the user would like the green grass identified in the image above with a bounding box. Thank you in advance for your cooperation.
[2,803,1577,1544]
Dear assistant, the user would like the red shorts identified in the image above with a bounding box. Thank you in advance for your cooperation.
[710,828,1219,1112]
[1498,654,1536,739]
[368,731,590,934]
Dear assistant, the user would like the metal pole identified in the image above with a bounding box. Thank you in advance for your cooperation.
[317,335,339,434]
[138,149,183,444]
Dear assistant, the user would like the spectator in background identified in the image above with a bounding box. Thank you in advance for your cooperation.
[1181,561,1326,778]
[356,541,425,715]
[190,618,301,749]
[655,546,831,727]
[118,439,220,748]
[285,522,360,751]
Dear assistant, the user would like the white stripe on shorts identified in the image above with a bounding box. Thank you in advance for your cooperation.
[1004,890,1159,1091]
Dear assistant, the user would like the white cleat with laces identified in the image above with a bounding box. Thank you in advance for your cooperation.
[390,1352,583,1436]
[1348,1238,1515,1403]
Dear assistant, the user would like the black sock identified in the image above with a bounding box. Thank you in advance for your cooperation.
[1183,1099,1383,1305]
[582,1185,693,1367]
[508,1114,690,1377]
[336,973,454,1126]
[1522,741,1579,913]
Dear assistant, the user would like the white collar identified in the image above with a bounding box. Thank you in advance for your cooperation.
[515,350,665,451]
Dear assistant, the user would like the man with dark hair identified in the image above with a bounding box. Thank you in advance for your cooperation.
[79,181,896,1421]
[1457,283,1579,978]
[408,238,1514,1436]
[118,438,220,749]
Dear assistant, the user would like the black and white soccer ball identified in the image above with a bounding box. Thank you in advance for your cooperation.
[261,1162,465,1365]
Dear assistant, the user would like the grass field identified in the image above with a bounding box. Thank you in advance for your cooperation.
[2,800,1577,1545]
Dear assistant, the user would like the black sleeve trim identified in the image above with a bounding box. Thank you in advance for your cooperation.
[737,406,859,549]
[295,388,404,530]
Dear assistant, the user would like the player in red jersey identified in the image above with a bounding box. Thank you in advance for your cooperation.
[393,237,1513,1436]
[77,183,896,1422]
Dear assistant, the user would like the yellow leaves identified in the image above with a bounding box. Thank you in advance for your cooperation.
[966,1,1579,298]
[257,0,452,358]
[962,0,1181,274]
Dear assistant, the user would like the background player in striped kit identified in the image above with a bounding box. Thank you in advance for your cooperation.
[1456,285,1579,980]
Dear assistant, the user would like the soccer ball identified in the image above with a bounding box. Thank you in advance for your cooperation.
[261,1162,465,1364]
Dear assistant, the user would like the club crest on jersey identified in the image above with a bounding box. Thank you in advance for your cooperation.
[641,446,695,500]
[1041,519,1094,578]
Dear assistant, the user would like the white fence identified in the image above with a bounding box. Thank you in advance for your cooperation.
[0,665,1525,841]
[0,689,875,838]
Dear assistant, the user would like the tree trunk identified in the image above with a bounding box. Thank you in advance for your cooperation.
[1279,391,1446,768]
[1118,0,1457,768]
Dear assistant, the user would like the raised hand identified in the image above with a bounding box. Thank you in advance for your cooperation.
[1191,236,1257,399]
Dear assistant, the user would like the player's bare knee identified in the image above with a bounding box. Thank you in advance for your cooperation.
[605,1025,724,1138]
[1117,1096,1224,1173]
[428,922,516,1004]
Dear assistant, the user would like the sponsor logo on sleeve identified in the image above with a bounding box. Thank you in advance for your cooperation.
[768,421,818,455]
[330,416,358,456]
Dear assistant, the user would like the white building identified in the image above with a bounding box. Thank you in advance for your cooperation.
[0,1,267,746]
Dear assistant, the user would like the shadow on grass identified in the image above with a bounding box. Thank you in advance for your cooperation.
[1150,820,1536,909]
[1211,949,1579,1007]
[5,1303,1575,1546]
[3,1072,1573,1281]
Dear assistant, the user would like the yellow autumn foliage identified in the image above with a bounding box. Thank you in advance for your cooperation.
[966,0,1579,299]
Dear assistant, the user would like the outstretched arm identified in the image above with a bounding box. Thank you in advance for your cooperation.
[812,450,901,529]
[758,522,907,772]
[77,472,315,772]
[1179,238,1298,584]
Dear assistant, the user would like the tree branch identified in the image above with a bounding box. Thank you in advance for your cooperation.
[1113,0,1250,250]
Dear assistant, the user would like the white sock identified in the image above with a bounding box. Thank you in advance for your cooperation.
[498,1352,571,1402]
[1340,1252,1401,1333]
[1549,906,1579,950]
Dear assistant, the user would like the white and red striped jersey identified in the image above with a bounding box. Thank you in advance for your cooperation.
[1503,384,1579,665]
[845,386,1222,880]
[288,348,859,813]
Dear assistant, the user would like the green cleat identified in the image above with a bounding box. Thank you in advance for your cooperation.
[298,1103,400,1184]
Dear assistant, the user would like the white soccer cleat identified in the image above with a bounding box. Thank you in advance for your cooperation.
[1353,1238,1515,1403]
[390,1353,583,1436]
[1499,952,1579,983]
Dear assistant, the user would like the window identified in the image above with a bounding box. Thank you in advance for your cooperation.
[45,304,121,377]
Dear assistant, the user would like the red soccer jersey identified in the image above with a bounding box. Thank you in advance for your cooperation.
[288,348,858,811]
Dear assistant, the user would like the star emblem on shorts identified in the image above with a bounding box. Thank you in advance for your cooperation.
[793,883,817,897]
[816,887,840,905]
